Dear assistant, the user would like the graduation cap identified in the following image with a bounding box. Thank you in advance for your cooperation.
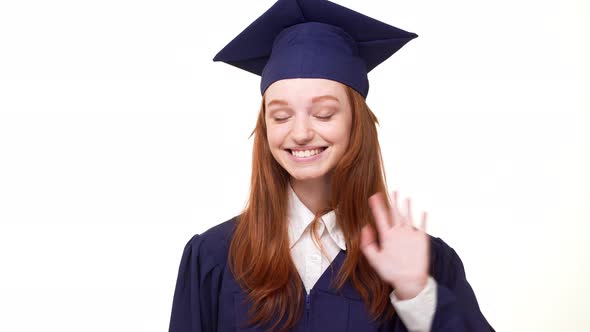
[213,0,417,98]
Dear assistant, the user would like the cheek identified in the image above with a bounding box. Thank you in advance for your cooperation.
[319,122,350,146]
[339,117,353,147]
[266,126,288,148]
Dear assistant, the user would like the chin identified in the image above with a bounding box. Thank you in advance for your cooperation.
[287,170,329,181]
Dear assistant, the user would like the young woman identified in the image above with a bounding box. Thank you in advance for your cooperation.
[169,1,494,331]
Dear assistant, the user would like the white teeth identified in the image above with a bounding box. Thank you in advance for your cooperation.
[291,148,324,158]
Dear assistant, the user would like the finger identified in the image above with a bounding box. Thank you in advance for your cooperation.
[368,192,393,235]
[389,190,405,227]
[360,225,381,266]
[420,211,428,232]
[405,197,413,226]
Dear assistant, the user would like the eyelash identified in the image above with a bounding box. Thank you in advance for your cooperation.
[272,115,333,122]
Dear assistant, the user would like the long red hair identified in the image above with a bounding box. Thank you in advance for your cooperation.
[228,85,395,331]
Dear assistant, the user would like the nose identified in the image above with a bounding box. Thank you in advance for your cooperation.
[291,115,314,144]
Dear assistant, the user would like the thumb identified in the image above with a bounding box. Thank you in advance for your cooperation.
[360,225,380,265]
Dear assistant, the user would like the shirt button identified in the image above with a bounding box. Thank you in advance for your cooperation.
[310,254,320,262]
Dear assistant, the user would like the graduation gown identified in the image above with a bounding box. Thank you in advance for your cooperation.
[168,216,495,332]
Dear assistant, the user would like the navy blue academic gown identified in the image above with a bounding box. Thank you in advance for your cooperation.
[169,216,495,331]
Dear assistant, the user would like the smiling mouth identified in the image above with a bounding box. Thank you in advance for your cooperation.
[285,147,328,158]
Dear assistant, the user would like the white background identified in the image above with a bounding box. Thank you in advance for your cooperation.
[0,0,588,331]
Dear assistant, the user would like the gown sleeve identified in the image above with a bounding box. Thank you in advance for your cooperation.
[168,234,223,332]
[430,238,495,332]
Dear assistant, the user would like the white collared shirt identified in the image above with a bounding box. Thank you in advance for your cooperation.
[287,184,437,332]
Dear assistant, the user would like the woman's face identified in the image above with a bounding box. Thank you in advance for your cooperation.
[264,78,352,182]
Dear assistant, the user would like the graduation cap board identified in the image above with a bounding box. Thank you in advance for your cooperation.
[213,0,417,98]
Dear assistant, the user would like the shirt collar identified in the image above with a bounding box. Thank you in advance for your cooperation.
[287,183,346,251]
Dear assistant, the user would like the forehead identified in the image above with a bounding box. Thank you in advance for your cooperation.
[264,78,347,106]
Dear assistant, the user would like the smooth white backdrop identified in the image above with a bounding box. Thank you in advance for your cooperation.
[0,0,588,331]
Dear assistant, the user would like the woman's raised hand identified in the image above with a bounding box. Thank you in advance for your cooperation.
[360,190,430,300]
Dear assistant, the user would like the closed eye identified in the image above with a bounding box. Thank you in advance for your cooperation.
[273,116,291,122]
[315,115,333,120]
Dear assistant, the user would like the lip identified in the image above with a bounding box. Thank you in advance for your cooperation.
[285,146,328,162]
[285,146,327,152]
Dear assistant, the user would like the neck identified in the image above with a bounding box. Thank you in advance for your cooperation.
[290,174,332,214]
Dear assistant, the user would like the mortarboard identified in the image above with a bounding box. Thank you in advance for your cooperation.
[213,0,417,98]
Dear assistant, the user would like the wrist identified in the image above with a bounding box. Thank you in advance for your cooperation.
[391,275,429,300]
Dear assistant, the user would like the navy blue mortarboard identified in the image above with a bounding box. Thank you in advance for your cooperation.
[213,0,417,98]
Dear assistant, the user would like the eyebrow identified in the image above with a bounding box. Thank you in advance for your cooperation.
[311,95,340,104]
[266,94,341,109]
[266,99,289,109]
